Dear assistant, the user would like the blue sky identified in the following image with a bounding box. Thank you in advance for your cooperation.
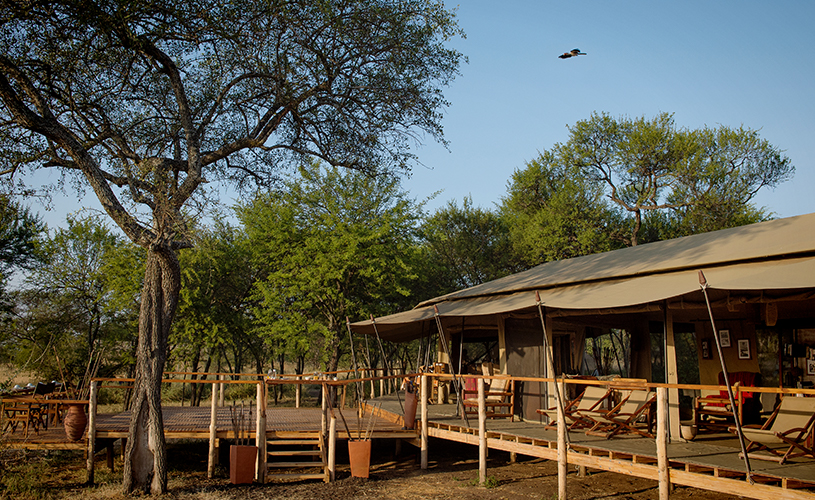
[402,1,815,217]
[27,1,815,229]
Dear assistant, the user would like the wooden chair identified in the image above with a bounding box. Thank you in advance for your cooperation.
[537,384,613,430]
[462,362,515,420]
[578,389,656,439]
[732,396,815,464]
[695,371,761,431]
[2,400,45,437]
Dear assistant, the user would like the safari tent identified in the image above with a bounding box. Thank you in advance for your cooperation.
[351,212,815,437]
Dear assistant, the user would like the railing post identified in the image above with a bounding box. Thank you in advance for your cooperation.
[218,374,225,407]
[557,380,566,500]
[421,374,429,470]
[86,380,98,484]
[256,381,267,483]
[296,375,301,408]
[328,415,337,482]
[208,380,218,478]
[478,376,487,485]
[321,384,327,441]
[657,386,670,500]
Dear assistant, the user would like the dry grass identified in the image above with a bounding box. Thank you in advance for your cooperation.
[0,363,39,391]
[0,438,749,500]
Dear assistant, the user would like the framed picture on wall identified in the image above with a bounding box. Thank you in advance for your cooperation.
[808,359,815,376]
[719,330,731,347]
[701,340,710,359]
[737,338,751,359]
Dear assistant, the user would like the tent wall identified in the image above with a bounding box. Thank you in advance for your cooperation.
[504,317,546,422]
[629,319,652,381]
[695,320,760,390]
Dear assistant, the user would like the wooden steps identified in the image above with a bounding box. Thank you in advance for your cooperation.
[265,433,327,482]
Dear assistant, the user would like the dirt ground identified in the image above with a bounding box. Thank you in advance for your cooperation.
[2,439,746,500]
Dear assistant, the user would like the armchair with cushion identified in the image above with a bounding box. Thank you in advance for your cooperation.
[462,362,515,420]
[695,371,762,431]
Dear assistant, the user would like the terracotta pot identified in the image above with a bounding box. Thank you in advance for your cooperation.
[229,445,257,485]
[403,390,418,429]
[63,404,87,441]
[348,439,371,478]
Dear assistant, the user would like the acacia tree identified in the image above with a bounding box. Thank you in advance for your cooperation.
[5,216,134,386]
[0,1,462,493]
[508,112,794,255]
[172,219,260,404]
[500,153,622,267]
[416,196,516,296]
[239,162,420,373]
[0,194,43,308]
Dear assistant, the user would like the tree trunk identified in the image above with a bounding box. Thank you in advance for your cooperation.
[122,245,181,495]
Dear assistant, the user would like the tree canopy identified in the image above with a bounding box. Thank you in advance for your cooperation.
[500,153,620,266]
[0,195,43,305]
[502,112,793,264]
[238,162,420,372]
[417,196,516,294]
[0,0,463,493]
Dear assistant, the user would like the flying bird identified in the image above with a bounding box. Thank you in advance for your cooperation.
[558,49,586,59]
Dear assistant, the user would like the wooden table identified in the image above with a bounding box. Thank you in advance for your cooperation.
[1,397,88,437]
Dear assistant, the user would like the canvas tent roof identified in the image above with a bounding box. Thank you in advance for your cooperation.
[351,213,815,342]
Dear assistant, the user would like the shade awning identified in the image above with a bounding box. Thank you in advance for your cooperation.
[351,255,815,342]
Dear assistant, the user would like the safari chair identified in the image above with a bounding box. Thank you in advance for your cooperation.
[537,384,613,430]
[579,389,656,439]
[463,362,515,420]
[2,400,45,437]
[732,396,815,464]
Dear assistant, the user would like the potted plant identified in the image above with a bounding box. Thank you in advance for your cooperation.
[229,402,257,485]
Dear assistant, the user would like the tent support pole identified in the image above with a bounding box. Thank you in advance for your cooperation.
[371,315,405,415]
[536,292,570,446]
[698,271,753,483]
[345,318,364,410]
[434,305,469,426]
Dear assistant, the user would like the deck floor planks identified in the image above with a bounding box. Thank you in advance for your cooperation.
[3,404,413,446]
[368,394,815,488]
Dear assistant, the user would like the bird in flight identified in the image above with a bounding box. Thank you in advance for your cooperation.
[558,49,586,59]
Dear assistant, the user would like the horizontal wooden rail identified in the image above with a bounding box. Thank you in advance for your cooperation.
[89,371,815,396]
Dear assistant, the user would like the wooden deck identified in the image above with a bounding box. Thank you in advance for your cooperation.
[5,394,815,499]
[367,394,815,499]
[1,404,415,449]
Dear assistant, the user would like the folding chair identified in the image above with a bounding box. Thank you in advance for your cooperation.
[2,400,44,437]
[732,396,815,464]
[578,389,656,439]
[537,384,613,430]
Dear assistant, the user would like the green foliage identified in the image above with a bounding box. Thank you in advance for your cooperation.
[0,194,44,308]
[416,196,516,296]
[1,216,137,384]
[173,219,259,375]
[469,475,499,488]
[504,112,793,265]
[238,161,422,370]
[564,112,792,246]
[501,152,622,267]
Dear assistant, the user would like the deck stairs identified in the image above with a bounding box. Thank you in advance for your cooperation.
[265,432,327,482]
